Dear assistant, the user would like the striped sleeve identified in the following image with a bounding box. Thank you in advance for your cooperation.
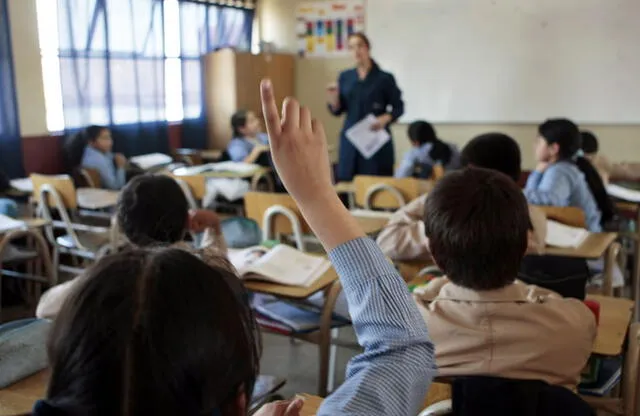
[318,238,437,416]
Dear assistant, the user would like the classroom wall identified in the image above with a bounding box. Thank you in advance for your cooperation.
[258,0,640,169]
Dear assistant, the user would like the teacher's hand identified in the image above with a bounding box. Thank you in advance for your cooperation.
[371,114,392,131]
[326,82,339,107]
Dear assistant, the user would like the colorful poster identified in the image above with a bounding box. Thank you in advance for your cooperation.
[296,1,366,58]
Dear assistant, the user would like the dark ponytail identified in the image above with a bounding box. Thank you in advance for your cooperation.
[539,118,614,226]
[63,125,107,173]
[407,121,452,166]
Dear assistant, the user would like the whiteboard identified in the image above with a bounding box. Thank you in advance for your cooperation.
[366,0,640,123]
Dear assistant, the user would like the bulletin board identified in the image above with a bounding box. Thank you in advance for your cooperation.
[295,0,366,58]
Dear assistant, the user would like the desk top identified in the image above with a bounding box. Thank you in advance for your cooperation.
[201,166,271,179]
[0,218,49,237]
[0,370,48,415]
[589,294,634,356]
[545,232,618,259]
[353,215,388,235]
[199,150,223,160]
[244,264,339,300]
[76,188,119,210]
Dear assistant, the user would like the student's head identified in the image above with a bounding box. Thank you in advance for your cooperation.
[407,121,437,147]
[535,118,581,163]
[85,125,112,153]
[231,110,261,138]
[117,175,189,246]
[348,32,371,65]
[45,247,260,416]
[460,133,521,182]
[423,167,529,291]
[581,130,599,155]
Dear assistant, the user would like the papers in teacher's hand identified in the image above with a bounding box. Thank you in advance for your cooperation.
[345,114,391,160]
[0,215,25,233]
[545,220,589,248]
[607,183,640,203]
[228,245,331,287]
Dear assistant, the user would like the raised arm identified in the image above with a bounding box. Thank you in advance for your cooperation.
[260,80,436,416]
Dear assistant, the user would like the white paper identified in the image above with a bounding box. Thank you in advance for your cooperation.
[0,215,25,233]
[211,162,260,174]
[350,209,394,219]
[345,114,391,160]
[545,220,590,248]
[172,163,219,176]
[9,178,33,193]
[130,153,173,170]
[607,184,640,203]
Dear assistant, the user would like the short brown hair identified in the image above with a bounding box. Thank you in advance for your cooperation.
[423,167,529,290]
[348,32,371,49]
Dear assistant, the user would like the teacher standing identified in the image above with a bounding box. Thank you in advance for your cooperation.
[327,32,404,182]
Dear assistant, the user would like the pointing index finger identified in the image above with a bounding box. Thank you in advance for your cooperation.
[260,79,282,138]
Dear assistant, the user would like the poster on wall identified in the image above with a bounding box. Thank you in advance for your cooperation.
[295,0,366,58]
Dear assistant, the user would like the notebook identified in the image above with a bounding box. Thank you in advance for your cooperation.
[545,220,589,248]
[579,357,622,396]
[0,215,25,233]
[228,245,331,287]
[607,183,640,203]
[130,153,172,170]
[255,300,349,332]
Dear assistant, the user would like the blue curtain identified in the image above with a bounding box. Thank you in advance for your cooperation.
[0,0,24,178]
[178,0,254,149]
[57,0,168,156]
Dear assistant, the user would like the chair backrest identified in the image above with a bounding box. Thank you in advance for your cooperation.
[431,164,445,180]
[535,206,586,229]
[30,174,77,209]
[244,192,312,234]
[80,167,102,188]
[171,174,207,201]
[623,322,640,416]
[353,175,432,210]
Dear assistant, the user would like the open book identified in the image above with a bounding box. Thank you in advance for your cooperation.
[607,183,640,203]
[0,215,25,233]
[173,162,260,176]
[130,153,173,170]
[228,245,331,287]
[545,220,589,248]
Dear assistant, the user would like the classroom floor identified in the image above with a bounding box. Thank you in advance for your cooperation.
[260,328,360,398]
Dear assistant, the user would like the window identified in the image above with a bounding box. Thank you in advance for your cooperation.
[36,0,254,132]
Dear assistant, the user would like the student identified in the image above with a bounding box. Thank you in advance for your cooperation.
[414,167,596,389]
[31,82,436,416]
[395,120,461,178]
[378,133,546,261]
[581,130,640,185]
[0,197,18,217]
[227,110,270,164]
[36,174,226,319]
[525,119,613,232]
[80,125,128,190]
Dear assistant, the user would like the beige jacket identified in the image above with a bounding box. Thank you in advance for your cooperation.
[585,153,640,186]
[414,278,596,389]
[36,229,227,320]
[376,195,547,261]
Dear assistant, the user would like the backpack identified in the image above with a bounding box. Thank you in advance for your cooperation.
[221,217,262,249]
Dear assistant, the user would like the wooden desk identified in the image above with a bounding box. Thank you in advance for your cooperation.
[200,150,223,161]
[353,215,388,235]
[589,294,634,356]
[545,232,618,259]
[202,166,273,192]
[244,265,338,300]
[0,370,48,416]
[76,188,119,210]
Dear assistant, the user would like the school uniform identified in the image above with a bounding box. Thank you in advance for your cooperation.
[36,229,228,320]
[524,161,602,232]
[394,142,461,178]
[376,194,547,261]
[81,146,126,190]
[330,61,404,181]
[226,133,269,163]
[414,278,596,390]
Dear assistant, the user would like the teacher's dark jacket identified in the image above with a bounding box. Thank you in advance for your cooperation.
[329,61,404,182]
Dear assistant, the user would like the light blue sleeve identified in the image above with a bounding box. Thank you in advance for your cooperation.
[394,150,417,178]
[523,166,572,206]
[318,238,436,416]
[83,152,124,190]
[227,140,250,162]
[258,133,269,145]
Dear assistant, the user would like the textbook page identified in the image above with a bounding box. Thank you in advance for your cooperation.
[345,114,391,160]
[545,220,589,248]
[607,184,640,203]
[241,245,331,287]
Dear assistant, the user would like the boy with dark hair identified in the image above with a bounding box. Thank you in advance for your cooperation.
[37,175,226,319]
[414,167,596,389]
[378,133,546,260]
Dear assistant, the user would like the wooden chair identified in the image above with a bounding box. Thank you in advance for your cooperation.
[535,206,586,229]
[169,174,207,210]
[353,175,432,210]
[582,322,640,415]
[30,174,113,282]
[78,167,101,189]
[244,192,313,251]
